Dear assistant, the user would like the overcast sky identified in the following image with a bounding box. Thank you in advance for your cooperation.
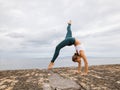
[0,0,120,58]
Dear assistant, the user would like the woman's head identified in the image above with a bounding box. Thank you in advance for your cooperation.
[72,53,81,62]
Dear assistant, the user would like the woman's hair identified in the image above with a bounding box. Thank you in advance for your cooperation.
[72,53,80,62]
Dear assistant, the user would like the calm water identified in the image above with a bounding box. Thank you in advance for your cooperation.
[0,57,120,70]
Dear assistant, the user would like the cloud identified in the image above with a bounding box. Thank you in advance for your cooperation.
[6,32,25,38]
[0,0,120,58]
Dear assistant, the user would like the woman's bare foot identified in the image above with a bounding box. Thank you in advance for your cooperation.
[48,62,54,70]
[68,20,72,24]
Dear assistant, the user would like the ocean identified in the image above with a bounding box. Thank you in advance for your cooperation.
[0,57,120,70]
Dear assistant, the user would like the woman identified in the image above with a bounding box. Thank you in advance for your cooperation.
[48,20,88,75]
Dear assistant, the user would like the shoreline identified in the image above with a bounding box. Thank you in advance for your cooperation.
[0,64,120,90]
[0,63,119,71]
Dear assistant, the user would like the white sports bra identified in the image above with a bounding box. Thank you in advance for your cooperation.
[75,44,85,54]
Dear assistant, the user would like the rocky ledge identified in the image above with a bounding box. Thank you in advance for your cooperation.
[0,64,120,90]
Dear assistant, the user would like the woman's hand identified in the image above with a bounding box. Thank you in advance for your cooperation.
[74,70,81,74]
[80,72,88,76]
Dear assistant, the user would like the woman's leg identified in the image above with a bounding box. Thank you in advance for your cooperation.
[65,24,72,39]
[48,40,68,70]
[51,40,68,63]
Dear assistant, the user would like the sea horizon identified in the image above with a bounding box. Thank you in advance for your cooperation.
[0,57,120,71]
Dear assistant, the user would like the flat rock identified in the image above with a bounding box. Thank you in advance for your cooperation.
[48,72,81,90]
[43,83,51,90]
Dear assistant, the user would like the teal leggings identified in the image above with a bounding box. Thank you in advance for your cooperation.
[51,24,75,62]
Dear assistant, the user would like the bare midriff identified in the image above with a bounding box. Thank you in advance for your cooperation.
[74,38,81,46]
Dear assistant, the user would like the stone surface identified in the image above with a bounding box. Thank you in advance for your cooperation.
[48,72,81,90]
[43,83,51,90]
[0,64,120,90]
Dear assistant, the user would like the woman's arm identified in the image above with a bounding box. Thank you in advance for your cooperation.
[80,51,88,75]
[77,60,81,73]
